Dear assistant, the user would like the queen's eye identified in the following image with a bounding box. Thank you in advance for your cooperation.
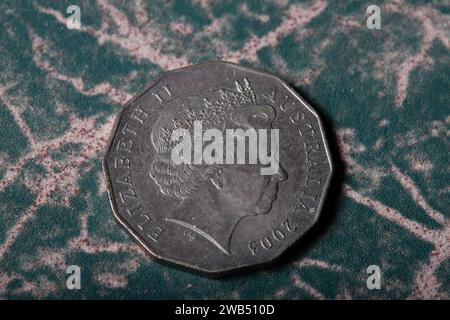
[250,112,270,127]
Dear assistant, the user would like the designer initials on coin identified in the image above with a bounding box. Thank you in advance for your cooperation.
[103,62,333,276]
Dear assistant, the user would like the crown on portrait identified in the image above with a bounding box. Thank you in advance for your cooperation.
[160,78,256,149]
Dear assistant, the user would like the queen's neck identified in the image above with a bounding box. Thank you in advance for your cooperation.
[166,187,244,255]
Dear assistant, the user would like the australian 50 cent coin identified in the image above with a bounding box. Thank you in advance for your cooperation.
[103,61,332,276]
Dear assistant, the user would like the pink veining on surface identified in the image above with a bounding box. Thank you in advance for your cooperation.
[336,128,388,193]
[37,0,189,70]
[0,115,115,260]
[0,272,56,298]
[67,202,143,257]
[22,249,67,271]
[391,165,446,225]
[0,85,36,145]
[411,245,450,299]
[239,3,270,23]
[344,185,437,245]
[94,257,141,288]
[385,0,450,107]
[223,0,327,63]
[0,273,19,295]
[406,154,433,173]
[344,179,449,299]
[18,276,57,299]
[337,18,362,29]
[0,108,145,294]
[29,28,132,105]
[293,274,325,299]
[95,273,128,288]
[193,0,212,13]
[0,38,143,270]
[201,17,227,35]
[296,258,345,272]
[298,37,330,86]
[269,258,345,299]
[338,123,449,299]
[133,0,149,26]
[170,21,194,35]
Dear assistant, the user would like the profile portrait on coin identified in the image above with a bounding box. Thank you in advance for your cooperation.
[150,78,287,255]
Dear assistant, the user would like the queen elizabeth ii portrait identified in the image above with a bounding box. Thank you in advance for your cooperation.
[149,78,287,255]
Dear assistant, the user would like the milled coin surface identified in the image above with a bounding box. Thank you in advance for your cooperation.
[103,61,332,276]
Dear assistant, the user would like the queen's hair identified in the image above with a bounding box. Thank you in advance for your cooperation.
[149,79,275,199]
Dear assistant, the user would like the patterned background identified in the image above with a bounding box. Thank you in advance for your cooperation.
[0,0,448,299]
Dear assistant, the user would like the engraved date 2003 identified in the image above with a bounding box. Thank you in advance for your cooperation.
[248,218,297,255]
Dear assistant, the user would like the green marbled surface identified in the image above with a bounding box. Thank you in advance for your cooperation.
[0,0,449,299]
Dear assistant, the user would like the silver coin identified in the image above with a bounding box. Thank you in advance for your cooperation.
[103,61,332,276]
